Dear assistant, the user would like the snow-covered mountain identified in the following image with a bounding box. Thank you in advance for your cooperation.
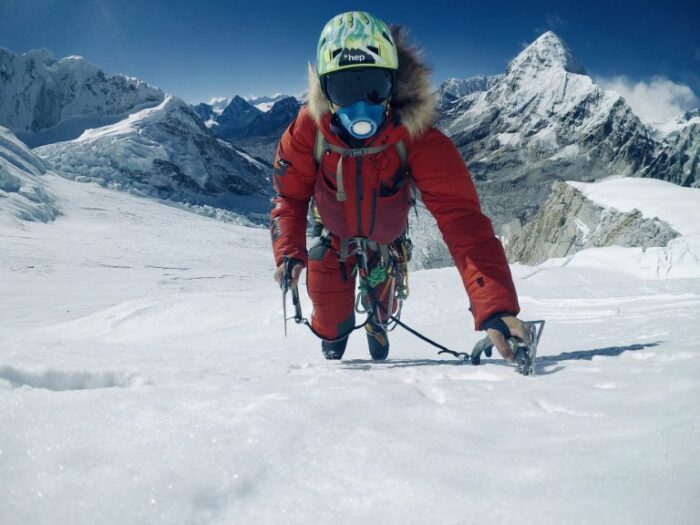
[214,96,264,139]
[0,48,164,147]
[435,32,686,232]
[242,96,302,138]
[646,108,700,138]
[437,74,502,108]
[246,94,289,112]
[439,32,655,183]
[196,95,302,163]
[35,96,271,217]
[0,126,58,224]
[192,97,230,127]
[644,121,700,187]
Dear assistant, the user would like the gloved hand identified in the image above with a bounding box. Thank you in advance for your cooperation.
[273,258,305,289]
[482,314,525,362]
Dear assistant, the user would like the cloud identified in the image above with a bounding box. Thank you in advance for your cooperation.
[535,13,567,35]
[545,14,566,29]
[596,75,699,124]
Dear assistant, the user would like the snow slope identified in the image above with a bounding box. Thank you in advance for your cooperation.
[1,175,699,524]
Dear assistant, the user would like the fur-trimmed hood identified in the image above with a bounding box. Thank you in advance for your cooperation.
[307,26,435,139]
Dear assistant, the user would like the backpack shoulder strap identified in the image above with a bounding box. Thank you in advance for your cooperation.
[314,128,325,166]
[394,140,408,173]
[393,140,418,205]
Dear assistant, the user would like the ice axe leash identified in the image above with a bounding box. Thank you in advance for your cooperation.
[281,256,303,337]
[281,256,369,341]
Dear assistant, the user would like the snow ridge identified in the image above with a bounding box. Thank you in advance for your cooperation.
[0,47,164,146]
[35,96,271,218]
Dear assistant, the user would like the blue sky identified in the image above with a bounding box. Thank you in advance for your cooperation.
[1,0,698,109]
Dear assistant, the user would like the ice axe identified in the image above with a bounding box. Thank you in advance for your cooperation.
[470,320,546,375]
[281,256,303,337]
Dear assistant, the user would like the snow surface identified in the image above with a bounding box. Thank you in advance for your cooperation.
[1,174,699,524]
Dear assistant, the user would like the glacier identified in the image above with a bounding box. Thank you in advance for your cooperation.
[0,126,58,224]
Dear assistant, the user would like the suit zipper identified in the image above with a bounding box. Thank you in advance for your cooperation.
[368,189,377,237]
[355,156,363,236]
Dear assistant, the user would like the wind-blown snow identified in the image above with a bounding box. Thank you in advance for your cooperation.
[1,174,698,524]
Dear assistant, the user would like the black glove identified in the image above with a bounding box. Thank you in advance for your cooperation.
[480,312,513,339]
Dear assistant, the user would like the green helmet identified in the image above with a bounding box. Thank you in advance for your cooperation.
[316,11,399,77]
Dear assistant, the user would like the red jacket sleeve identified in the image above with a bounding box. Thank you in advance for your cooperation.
[270,107,317,267]
[409,128,520,329]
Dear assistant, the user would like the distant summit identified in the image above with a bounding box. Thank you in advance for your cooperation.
[190,95,303,163]
[246,94,289,112]
[437,75,502,107]
[507,31,586,76]
[0,47,164,147]
[436,31,658,231]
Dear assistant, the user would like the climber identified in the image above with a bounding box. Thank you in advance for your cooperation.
[271,11,524,361]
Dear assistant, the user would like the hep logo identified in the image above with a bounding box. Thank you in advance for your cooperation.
[346,54,366,62]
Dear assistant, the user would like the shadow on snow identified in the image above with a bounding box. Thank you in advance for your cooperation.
[340,341,662,373]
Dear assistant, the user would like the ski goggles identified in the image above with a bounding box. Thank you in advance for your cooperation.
[322,67,394,107]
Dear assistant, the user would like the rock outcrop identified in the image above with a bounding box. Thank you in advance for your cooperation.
[643,123,699,187]
[506,181,679,264]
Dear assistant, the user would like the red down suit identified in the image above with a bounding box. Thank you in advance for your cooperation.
[271,106,519,336]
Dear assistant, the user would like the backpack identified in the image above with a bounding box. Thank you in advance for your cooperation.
[310,127,416,261]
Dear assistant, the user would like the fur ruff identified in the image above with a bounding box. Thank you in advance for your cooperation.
[307,26,435,139]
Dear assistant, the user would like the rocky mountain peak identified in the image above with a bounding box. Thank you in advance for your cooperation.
[226,95,256,110]
[22,47,56,64]
[267,96,300,114]
[507,31,586,77]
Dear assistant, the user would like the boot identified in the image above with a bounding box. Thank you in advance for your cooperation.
[366,320,389,360]
[322,336,349,360]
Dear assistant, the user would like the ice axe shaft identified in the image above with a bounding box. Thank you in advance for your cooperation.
[281,256,303,337]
